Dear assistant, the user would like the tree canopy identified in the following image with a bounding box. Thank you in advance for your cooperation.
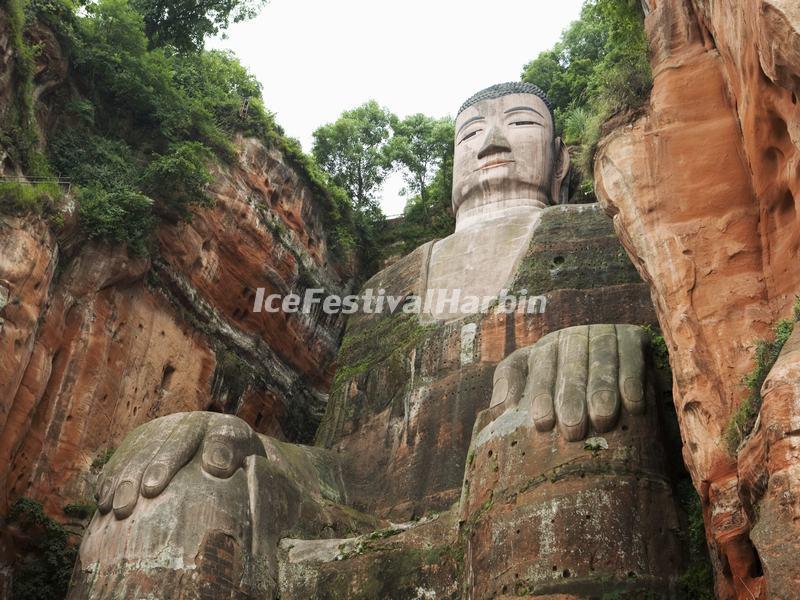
[131,0,268,51]
[310,105,456,261]
[521,0,650,198]
[312,101,394,213]
[384,114,453,204]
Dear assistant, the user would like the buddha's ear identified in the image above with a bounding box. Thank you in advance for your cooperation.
[551,137,571,204]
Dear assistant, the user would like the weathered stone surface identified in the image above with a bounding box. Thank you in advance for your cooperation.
[738,328,800,598]
[595,0,800,596]
[460,327,686,598]
[317,204,658,522]
[0,141,355,522]
[278,512,461,599]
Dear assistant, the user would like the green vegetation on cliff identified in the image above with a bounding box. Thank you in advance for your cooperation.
[2,0,43,175]
[4,0,361,258]
[723,298,799,454]
[521,0,651,199]
[0,180,61,214]
[7,498,78,600]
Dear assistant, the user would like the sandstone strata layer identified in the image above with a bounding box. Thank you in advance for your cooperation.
[0,139,354,520]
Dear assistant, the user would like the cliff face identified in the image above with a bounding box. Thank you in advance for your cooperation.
[0,140,353,519]
[1,160,351,520]
[0,10,355,518]
[595,0,800,597]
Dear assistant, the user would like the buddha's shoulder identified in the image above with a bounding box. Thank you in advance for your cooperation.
[361,240,435,298]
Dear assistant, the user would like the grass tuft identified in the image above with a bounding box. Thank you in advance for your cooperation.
[723,309,798,454]
[0,181,62,215]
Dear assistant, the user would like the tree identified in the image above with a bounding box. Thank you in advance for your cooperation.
[384,114,453,205]
[520,0,650,198]
[130,0,269,51]
[393,149,455,254]
[521,0,636,127]
[79,187,156,255]
[378,119,456,257]
[312,101,394,212]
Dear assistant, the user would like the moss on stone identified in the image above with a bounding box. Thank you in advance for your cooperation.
[336,312,434,372]
[317,311,437,446]
[642,325,669,371]
[213,348,254,407]
[90,447,115,469]
[512,205,641,296]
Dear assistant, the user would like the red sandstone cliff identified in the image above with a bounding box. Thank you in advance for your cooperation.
[0,9,356,519]
[595,0,800,597]
[6,0,800,596]
[0,141,355,520]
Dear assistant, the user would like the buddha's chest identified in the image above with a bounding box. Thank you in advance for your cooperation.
[423,214,540,321]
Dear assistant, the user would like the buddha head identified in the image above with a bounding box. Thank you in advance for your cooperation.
[452,82,570,227]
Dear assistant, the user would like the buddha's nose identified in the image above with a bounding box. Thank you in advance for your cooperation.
[477,126,511,160]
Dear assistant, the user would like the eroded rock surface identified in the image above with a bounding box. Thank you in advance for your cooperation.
[316,205,658,521]
[0,135,355,520]
[595,0,800,596]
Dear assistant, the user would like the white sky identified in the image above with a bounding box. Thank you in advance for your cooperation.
[209,0,584,215]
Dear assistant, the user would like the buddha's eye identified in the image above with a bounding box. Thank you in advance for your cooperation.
[458,129,481,144]
[509,120,539,127]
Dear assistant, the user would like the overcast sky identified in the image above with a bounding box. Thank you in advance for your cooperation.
[209,0,584,214]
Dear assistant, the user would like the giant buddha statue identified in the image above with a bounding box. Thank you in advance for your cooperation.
[71,83,691,599]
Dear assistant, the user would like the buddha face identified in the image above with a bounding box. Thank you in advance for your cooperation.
[452,92,565,218]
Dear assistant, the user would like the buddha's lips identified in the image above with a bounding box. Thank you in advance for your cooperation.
[476,160,514,171]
